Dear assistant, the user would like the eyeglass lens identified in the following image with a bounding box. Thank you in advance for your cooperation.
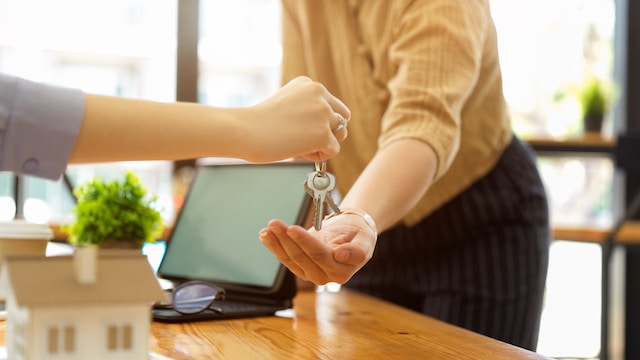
[173,282,221,314]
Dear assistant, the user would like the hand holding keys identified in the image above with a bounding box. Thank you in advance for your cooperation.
[303,113,349,230]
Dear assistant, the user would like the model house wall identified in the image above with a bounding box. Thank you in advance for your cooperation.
[0,247,167,360]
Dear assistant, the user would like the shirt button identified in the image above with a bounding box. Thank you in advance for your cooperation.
[22,158,39,172]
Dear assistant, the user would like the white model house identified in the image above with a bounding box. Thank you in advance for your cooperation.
[0,247,167,360]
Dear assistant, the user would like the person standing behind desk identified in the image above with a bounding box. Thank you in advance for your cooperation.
[260,0,550,351]
[0,73,350,180]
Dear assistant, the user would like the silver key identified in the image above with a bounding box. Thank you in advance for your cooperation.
[305,172,331,230]
[304,165,336,230]
[314,161,341,215]
[325,189,341,215]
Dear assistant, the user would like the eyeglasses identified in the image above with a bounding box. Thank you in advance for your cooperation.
[171,280,226,315]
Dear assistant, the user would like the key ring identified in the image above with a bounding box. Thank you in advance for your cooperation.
[315,160,327,175]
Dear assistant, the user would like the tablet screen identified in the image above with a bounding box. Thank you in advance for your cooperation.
[157,162,311,290]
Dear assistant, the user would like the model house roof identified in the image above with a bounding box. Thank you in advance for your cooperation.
[0,250,168,307]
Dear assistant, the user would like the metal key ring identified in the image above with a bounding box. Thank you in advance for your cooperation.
[315,161,327,174]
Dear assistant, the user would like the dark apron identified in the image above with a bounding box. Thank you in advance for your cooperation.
[345,135,550,351]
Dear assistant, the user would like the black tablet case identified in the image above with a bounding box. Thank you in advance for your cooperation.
[152,269,298,322]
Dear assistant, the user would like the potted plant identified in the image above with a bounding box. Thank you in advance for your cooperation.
[63,171,164,249]
[579,77,612,133]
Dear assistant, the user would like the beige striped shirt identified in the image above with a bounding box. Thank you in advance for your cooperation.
[282,0,512,226]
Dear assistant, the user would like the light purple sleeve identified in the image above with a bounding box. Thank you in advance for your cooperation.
[0,73,85,180]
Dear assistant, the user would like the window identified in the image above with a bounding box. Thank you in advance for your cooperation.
[0,174,15,220]
[538,155,614,228]
[0,0,287,226]
[0,0,178,224]
[198,0,282,108]
[490,0,617,358]
[123,324,133,350]
[64,326,76,353]
[490,0,616,138]
[47,328,58,354]
[46,325,76,356]
[107,326,117,351]
[105,323,135,352]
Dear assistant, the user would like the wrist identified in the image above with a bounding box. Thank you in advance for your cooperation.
[324,207,378,237]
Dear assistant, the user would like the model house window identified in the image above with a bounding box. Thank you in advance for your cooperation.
[47,327,58,354]
[64,326,76,352]
[106,324,134,352]
[47,325,76,355]
[123,324,133,349]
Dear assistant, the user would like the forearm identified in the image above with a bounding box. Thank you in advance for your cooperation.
[69,94,252,163]
[339,138,438,233]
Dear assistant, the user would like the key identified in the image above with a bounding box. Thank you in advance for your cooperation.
[325,189,341,215]
[304,169,336,230]
[305,171,330,230]
[313,161,341,215]
[305,161,327,230]
[311,161,342,214]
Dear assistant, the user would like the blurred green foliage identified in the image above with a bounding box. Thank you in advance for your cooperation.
[579,77,610,119]
[63,171,163,246]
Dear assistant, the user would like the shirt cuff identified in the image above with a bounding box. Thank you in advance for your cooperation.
[0,74,85,180]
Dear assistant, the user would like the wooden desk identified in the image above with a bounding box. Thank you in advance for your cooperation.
[149,289,551,360]
[10,243,549,358]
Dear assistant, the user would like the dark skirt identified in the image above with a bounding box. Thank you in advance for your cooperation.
[344,135,550,351]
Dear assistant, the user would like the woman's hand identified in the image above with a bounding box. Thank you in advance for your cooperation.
[243,76,350,163]
[259,211,377,285]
